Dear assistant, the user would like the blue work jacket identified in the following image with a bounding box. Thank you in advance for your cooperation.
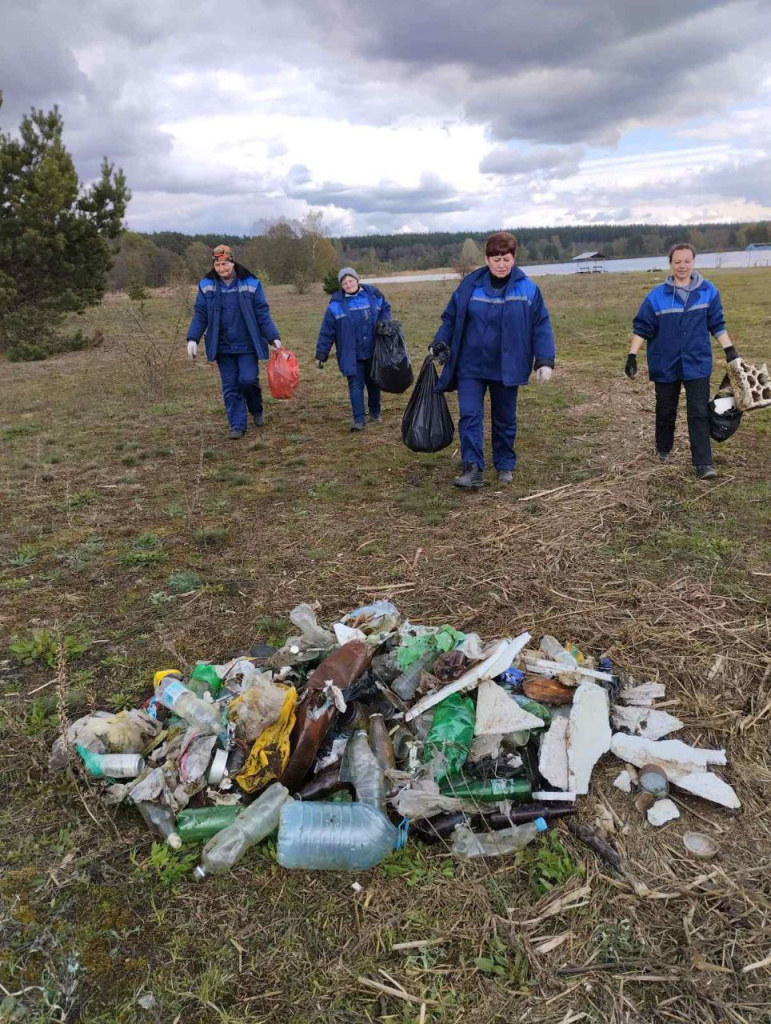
[632,278,727,382]
[434,267,556,391]
[187,264,280,362]
[315,285,392,376]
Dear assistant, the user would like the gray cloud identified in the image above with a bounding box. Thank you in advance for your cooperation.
[286,173,470,214]
[480,145,583,178]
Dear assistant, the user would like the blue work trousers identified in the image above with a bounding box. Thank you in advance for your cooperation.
[457,377,519,471]
[347,358,381,425]
[216,352,262,432]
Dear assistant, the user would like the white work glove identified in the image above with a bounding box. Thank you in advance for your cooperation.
[187,340,198,359]
[271,339,282,349]
[535,366,553,383]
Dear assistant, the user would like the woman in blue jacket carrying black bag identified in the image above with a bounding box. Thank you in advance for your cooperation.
[315,267,392,432]
[625,243,740,479]
[429,232,556,488]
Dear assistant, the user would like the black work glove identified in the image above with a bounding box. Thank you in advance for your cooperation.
[723,346,739,363]
[316,357,326,369]
[624,353,638,379]
[430,341,450,366]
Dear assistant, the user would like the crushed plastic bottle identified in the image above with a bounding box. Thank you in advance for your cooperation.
[155,672,221,736]
[193,782,289,880]
[343,730,386,813]
[539,636,578,669]
[276,800,401,871]
[391,650,438,701]
[76,746,144,778]
[451,817,548,859]
[135,800,182,849]
[176,805,241,843]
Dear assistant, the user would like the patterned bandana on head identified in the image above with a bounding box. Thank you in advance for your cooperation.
[212,244,235,264]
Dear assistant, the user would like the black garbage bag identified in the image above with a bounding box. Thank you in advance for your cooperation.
[402,355,455,453]
[371,319,413,393]
[709,374,742,443]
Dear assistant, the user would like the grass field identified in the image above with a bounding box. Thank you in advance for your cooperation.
[1,269,769,1024]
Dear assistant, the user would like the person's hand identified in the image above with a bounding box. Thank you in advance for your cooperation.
[187,340,198,359]
[624,353,637,379]
[535,366,553,384]
[316,358,326,369]
[430,341,450,366]
[271,339,282,350]
[723,345,739,363]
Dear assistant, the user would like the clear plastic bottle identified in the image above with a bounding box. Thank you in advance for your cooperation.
[193,783,289,880]
[155,674,221,736]
[391,650,439,701]
[451,817,548,859]
[135,801,182,849]
[539,636,578,669]
[76,746,145,778]
[345,731,386,813]
[368,714,395,771]
[276,800,398,871]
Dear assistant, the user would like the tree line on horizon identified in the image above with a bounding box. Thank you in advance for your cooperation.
[109,219,770,294]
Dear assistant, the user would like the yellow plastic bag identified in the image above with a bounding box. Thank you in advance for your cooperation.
[236,686,297,794]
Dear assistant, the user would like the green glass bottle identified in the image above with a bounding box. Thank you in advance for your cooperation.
[176,805,241,843]
[439,776,532,802]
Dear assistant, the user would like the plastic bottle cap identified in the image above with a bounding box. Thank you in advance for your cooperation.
[167,832,183,850]
[208,749,229,786]
[534,817,548,832]
[192,866,207,881]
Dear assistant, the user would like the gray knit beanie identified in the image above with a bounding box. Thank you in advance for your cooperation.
[338,267,359,284]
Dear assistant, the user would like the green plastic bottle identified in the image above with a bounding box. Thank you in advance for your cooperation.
[439,776,532,802]
[176,805,241,843]
[512,694,552,726]
[189,662,224,698]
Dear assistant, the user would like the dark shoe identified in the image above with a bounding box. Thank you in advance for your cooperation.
[350,421,366,432]
[253,412,264,428]
[368,413,383,423]
[656,450,671,462]
[229,428,245,440]
[695,464,717,479]
[453,463,484,489]
[497,470,514,485]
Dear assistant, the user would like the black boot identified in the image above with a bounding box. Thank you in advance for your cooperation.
[453,463,484,489]
[695,464,717,479]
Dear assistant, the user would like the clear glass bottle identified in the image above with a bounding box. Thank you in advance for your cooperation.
[344,730,386,813]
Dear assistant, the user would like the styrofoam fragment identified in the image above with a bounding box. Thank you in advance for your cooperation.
[538,715,569,790]
[610,734,740,809]
[647,799,680,826]
[611,706,683,741]
[618,682,666,707]
[474,680,545,736]
[567,682,612,795]
[613,770,633,793]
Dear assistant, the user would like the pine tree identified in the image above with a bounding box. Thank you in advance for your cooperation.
[0,94,130,359]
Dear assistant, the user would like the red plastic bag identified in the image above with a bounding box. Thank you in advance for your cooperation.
[267,348,300,400]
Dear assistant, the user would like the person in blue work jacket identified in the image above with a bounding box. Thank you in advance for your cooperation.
[626,243,740,479]
[429,232,556,488]
[186,244,282,439]
[315,267,392,431]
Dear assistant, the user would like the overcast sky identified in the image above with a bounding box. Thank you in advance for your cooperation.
[2,0,770,235]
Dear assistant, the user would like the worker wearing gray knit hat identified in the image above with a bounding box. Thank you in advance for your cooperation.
[315,267,394,431]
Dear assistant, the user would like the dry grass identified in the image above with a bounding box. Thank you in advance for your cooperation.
[0,270,769,1023]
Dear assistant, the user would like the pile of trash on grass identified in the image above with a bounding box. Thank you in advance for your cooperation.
[50,602,740,878]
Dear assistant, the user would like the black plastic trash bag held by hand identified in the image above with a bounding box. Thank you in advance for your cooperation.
[709,373,743,443]
[401,354,455,453]
[370,319,414,394]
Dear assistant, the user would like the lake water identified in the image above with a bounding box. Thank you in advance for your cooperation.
[364,249,771,286]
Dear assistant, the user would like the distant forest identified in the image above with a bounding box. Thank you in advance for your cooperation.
[107,219,770,291]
